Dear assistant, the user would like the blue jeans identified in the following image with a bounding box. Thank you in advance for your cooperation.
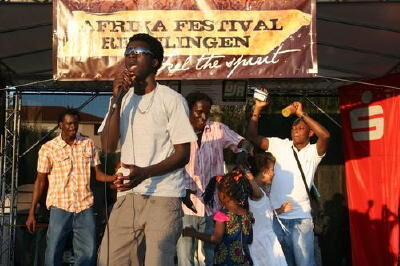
[177,215,215,266]
[273,217,315,266]
[45,207,96,266]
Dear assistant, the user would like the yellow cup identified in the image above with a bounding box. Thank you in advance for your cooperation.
[282,106,294,117]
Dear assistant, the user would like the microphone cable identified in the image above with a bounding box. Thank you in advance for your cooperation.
[102,85,130,266]
[103,94,120,266]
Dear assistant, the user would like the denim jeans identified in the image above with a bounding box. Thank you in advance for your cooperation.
[273,217,315,266]
[177,214,215,266]
[45,207,96,266]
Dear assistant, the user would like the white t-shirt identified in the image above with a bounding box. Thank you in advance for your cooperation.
[99,83,197,197]
[267,137,324,219]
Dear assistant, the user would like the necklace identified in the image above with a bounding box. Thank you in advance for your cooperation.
[137,87,157,114]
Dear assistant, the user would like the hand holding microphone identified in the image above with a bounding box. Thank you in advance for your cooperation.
[111,65,137,111]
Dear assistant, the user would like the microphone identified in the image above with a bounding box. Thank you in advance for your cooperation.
[110,65,136,114]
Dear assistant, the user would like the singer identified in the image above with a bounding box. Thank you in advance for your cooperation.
[97,33,197,266]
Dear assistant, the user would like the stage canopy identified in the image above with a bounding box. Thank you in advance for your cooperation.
[1,2,400,90]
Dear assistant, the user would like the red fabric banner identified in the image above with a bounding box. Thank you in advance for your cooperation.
[339,74,400,266]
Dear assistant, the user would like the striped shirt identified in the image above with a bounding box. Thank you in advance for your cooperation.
[37,134,100,213]
[183,120,243,217]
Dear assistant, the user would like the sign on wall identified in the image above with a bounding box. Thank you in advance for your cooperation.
[53,0,317,80]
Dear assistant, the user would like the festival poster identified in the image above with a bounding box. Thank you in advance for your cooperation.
[339,74,400,266]
[53,0,317,80]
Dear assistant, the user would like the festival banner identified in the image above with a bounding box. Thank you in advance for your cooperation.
[53,0,317,80]
[339,74,400,266]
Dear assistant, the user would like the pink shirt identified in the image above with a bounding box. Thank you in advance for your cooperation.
[214,211,230,222]
[183,120,243,216]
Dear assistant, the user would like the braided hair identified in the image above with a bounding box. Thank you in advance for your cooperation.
[203,169,252,210]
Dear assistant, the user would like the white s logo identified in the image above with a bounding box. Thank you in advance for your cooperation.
[350,106,384,141]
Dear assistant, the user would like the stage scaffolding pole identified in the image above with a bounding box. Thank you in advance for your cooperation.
[0,89,21,266]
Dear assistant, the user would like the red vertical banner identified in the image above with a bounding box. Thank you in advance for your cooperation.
[339,74,400,266]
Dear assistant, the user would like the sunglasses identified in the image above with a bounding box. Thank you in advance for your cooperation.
[124,47,154,56]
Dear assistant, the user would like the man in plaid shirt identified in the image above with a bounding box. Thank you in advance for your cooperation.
[26,108,116,266]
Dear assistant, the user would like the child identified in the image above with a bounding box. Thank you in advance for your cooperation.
[182,170,254,266]
[246,152,292,266]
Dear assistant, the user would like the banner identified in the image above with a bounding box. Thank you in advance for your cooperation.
[339,74,400,266]
[53,0,317,80]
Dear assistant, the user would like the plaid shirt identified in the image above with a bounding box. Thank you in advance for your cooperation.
[37,134,100,213]
[183,121,243,217]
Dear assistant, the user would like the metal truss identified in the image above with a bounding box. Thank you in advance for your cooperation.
[0,90,21,266]
[0,88,99,266]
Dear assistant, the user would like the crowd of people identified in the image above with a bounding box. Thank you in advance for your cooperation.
[26,33,330,266]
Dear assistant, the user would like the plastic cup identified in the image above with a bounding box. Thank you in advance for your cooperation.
[253,89,268,102]
[282,106,295,117]
[116,167,131,184]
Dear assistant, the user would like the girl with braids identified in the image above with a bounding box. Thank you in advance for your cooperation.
[247,152,292,266]
[182,170,254,265]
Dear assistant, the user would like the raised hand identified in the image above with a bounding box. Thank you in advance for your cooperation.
[291,101,304,117]
[253,88,270,109]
